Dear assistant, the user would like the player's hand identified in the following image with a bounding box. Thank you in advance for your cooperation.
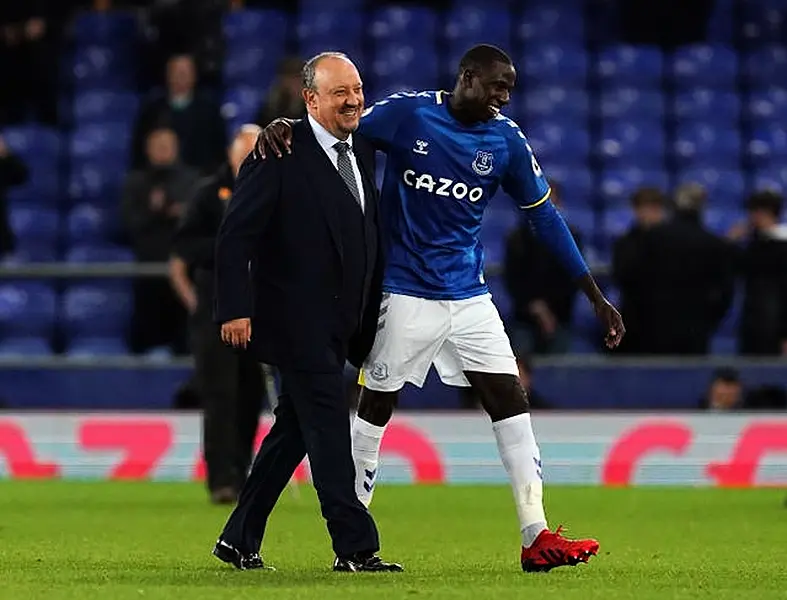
[256,118,294,159]
[593,299,625,349]
[221,318,251,348]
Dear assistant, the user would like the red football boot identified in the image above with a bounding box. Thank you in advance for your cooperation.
[520,526,599,572]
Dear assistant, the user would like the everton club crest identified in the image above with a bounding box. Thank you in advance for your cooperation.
[472,150,494,176]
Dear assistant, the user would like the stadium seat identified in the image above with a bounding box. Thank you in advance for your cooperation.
[523,87,589,126]
[599,169,669,207]
[706,0,734,43]
[601,208,634,240]
[369,6,438,43]
[372,44,439,91]
[70,124,132,162]
[673,89,741,124]
[8,206,59,247]
[68,161,126,205]
[444,9,512,75]
[0,337,53,357]
[670,45,738,89]
[746,127,787,168]
[486,275,512,322]
[65,244,134,263]
[223,46,283,90]
[70,46,136,91]
[3,126,61,167]
[517,7,585,46]
[559,207,596,238]
[745,87,787,128]
[597,123,665,169]
[72,11,138,47]
[596,45,663,88]
[72,91,139,126]
[598,88,665,122]
[520,45,588,88]
[527,123,590,168]
[751,168,787,193]
[296,11,364,61]
[704,208,743,236]
[0,283,57,337]
[223,10,288,49]
[675,169,745,209]
[544,167,594,206]
[673,124,741,168]
[741,3,786,46]
[2,244,58,264]
[67,204,118,244]
[61,286,132,339]
[743,46,787,88]
[66,336,129,358]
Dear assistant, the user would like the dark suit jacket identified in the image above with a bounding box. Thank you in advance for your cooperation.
[214,119,384,372]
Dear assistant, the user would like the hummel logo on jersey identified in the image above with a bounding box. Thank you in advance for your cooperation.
[403,169,484,203]
[413,139,429,155]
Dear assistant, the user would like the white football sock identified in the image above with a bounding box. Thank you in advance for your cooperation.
[351,416,386,507]
[492,413,548,548]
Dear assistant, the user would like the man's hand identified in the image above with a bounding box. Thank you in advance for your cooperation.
[593,299,625,349]
[221,318,251,348]
[256,118,295,159]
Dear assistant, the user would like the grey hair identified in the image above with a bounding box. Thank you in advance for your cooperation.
[674,182,707,212]
[302,51,351,91]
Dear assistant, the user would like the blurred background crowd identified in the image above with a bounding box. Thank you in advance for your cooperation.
[0,0,785,412]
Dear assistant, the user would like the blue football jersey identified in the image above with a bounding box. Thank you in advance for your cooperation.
[358,90,551,300]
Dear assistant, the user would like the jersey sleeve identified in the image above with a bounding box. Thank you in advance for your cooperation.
[358,90,445,152]
[500,122,552,209]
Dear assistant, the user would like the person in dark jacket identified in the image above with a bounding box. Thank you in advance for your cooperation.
[0,134,28,256]
[171,124,265,505]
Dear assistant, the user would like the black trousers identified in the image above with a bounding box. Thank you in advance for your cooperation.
[192,317,264,491]
[220,366,380,559]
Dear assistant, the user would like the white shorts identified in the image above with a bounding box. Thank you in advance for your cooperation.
[358,292,518,392]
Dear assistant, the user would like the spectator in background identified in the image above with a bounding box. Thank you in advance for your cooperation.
[699,367,743,411]
[122,127,200,355]
[0,1,68,125]
[728,191,787,356]
[131,54,226,174]
[504,180,581,355]
[0,135,28,257]
[613,186,734,355]
[171,124,266,505]
[254,57,306,127]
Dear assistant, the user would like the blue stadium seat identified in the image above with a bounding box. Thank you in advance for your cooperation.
[596,45,663,88]
[673,89,740,123]
[745,87,787,128]
[62,286,132,339]
[72,91,139,126]
[676,169,745,209]
[704,208,744,236]
[521,45,588,87]
[369,6,438,43]
[67,204,117,244]
[0,283,57,337]
[223,10,288,49]
[68,161,125,205]
[70,124,131,162]
[527,123,590,168]
[517,7,584,46]
[3,126,61,167]
[444,9,512,75]
[486,275,512,322]
[2,245,58,264]
[221,87,265,125]
[598,88,665,122]
[66,337,129,357]
[72,11,138,47]
[671,45,738,89]
[372,44,439,91]
[601,208,634,241]
[741,3,786,46]
[223,46,283,90]
[706,0,734,43]
[9,207,59,246]
[0,337,53,357]
[65,244,134,263]
[559,207,595,238]
[70,46,136,91]
[743,46,787,89]
[297,11,364,61]
[673,124,741,168]
[599,169,669,207]
[523,87,589,126]
[597,123,665,169]
[544,167,594,206]
[751,168,787,193]
[5,176,60,207]
[481,205,517,266]
[747,127,787,168]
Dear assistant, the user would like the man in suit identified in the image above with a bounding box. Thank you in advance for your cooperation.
[212,52,402,574]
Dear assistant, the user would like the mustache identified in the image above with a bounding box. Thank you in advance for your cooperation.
[340,103,361,111]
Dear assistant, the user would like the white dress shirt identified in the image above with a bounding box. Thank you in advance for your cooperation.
[308,114,365,212]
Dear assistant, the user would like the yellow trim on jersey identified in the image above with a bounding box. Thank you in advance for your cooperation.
[521,188,551,210]
[358,368,366,386]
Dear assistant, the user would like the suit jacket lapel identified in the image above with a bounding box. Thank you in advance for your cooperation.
[295,121,345,260]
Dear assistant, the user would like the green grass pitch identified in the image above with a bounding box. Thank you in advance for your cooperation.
[0,482,784,599]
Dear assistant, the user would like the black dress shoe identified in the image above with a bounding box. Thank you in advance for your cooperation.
[213,539,274,570]
[333,554,403,572]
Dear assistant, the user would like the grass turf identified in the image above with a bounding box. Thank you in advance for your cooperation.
[0,482,784,599]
